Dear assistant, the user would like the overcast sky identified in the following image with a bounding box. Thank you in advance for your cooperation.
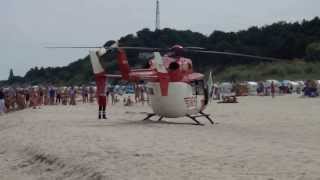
[1,0,319,80]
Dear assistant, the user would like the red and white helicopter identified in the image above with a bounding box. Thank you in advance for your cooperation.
[49,42,283,125]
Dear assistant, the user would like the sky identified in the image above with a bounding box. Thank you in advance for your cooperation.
[1,0,319,80]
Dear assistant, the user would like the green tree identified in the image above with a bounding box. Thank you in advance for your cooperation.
[10,16,320,85]
[306,42,320,61]
[8,69,14,83]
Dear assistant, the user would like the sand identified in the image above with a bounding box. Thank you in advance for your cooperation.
[0,95,320,180]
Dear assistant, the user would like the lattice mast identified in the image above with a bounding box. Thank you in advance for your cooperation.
[155,0,160,30]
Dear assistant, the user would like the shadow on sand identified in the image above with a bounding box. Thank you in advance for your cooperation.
[76,118,204,128]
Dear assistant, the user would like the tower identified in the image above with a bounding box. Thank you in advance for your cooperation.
[155,0,160,30]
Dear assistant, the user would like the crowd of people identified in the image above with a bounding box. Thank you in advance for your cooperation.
[0,83,149,116]
[0,86,97,115]
[208,80,320,103]
[108,84,148,106]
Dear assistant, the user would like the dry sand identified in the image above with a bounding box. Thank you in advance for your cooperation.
[0,95,320,180]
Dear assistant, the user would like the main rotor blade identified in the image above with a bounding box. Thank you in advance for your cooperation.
[45,45,285,61]
[119,47,165,52]
[187,49,286,61]
[45,46,103,49]
[184,46,206,50]
[45,46,165,52]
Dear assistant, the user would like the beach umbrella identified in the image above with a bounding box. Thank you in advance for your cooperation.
[316,80,320,94]
[247,81,258,96]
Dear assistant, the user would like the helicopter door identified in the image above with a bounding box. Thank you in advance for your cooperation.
[190,80,209,106]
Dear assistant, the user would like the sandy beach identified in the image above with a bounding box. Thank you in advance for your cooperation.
[0,95,320,180]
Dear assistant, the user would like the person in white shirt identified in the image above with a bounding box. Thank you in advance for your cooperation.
[0,88,6,114]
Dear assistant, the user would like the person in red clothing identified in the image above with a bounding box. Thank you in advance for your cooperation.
[90,49,108,120]
[97,89,108,119]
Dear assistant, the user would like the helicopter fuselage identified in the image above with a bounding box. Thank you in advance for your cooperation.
[89,49,212,124]
[146,81,208,118]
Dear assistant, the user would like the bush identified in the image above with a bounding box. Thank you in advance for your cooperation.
[216,62,320,81]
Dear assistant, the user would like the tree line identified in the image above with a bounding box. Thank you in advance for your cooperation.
[4,17,320,85]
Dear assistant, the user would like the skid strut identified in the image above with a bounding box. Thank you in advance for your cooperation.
[200,111,214,124]
[186,115,203,125]
[143,113,156,121]
[158,116,164,122]
[142,112,214,126]
[187,112,214,125]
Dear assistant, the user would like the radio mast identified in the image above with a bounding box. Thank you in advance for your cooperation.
[155,0,160,30]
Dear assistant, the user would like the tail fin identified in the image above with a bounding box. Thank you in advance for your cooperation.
[89,51,107,98]
[153,52,169,96]
[153,52,167,73]
[89,50,105,74]
[117,49,130,80]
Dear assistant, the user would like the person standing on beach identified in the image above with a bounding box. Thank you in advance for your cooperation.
[140,85,145,105]
[271,81,275,98]
[56,88,62,104]
[81,86,88,103]
[24,89,30,107]
[61,88,68,105]
[43,87,49,105]
[69,86,76,105]
[110,88,116,105]
[97,85,108,119]
[89,86,95,103]
[16,90,26,110]
[49,87,55,105]
[38,88,44,107]
[134,84,140,103]
[0,88,6,115]
[30,88,39,109]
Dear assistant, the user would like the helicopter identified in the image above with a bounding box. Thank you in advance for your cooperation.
[48,42,284,125]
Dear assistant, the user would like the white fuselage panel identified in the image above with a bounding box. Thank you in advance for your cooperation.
[146,82,205,118]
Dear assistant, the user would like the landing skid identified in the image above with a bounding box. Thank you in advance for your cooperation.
[187,111,214,125]
[142,113,157,121]
[142,113,164,122]
[142,112,214,126]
